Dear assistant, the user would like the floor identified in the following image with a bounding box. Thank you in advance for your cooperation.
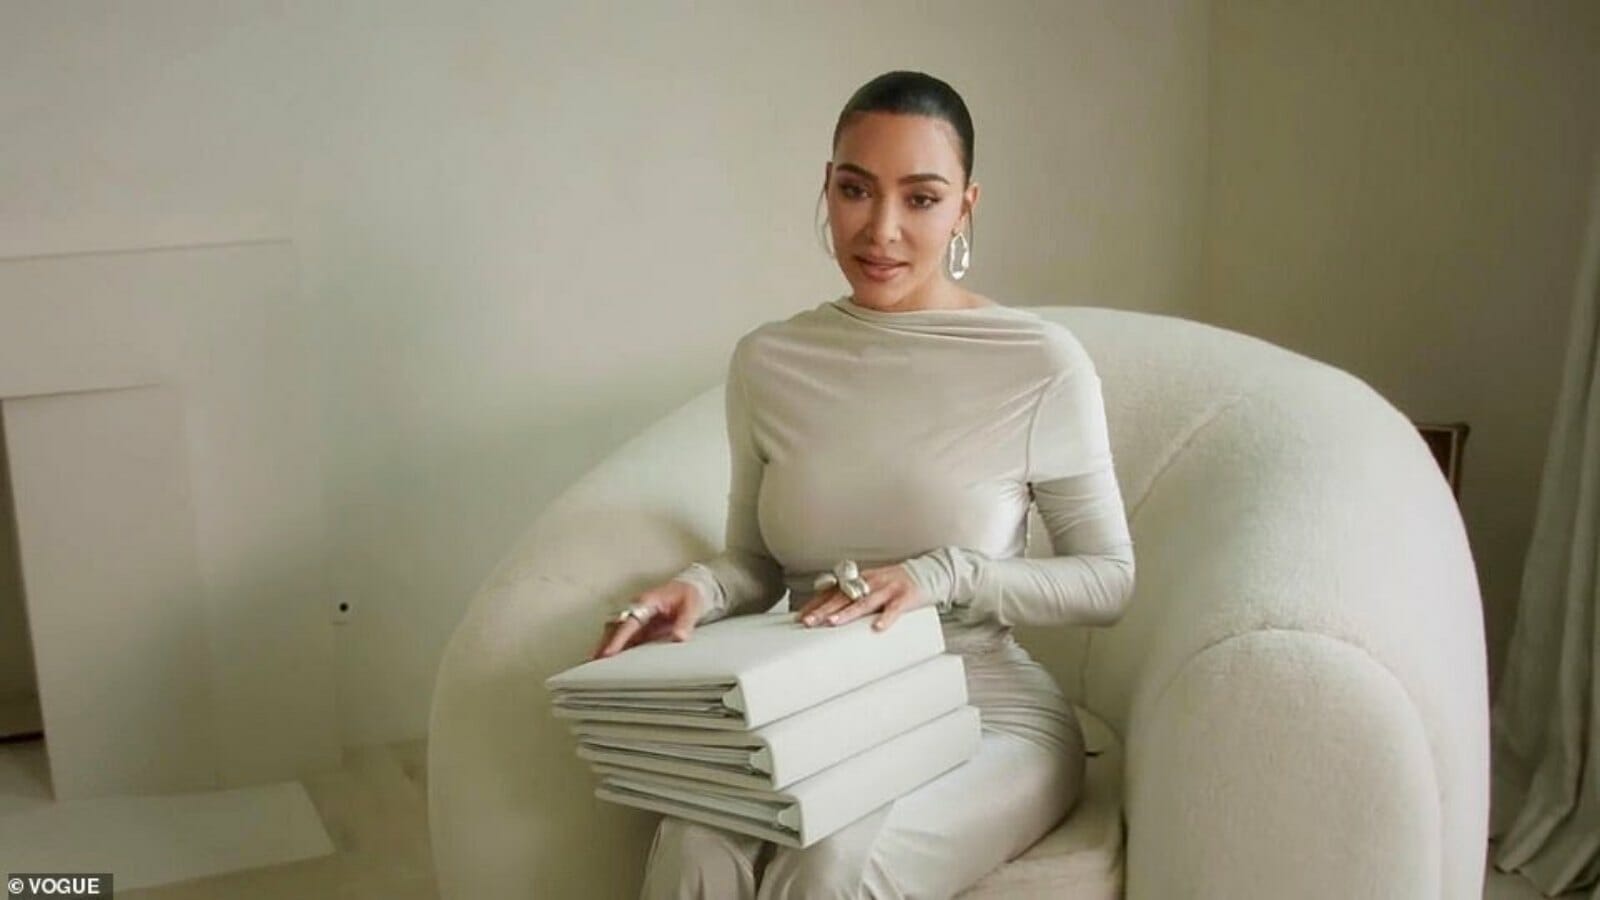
[120,748,1583,900]
[0,734,1582,899]
[118,741,435,900]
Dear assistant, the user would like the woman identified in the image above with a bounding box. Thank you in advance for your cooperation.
[592,70,1136,899]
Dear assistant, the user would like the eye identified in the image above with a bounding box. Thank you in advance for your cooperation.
[910,194,940,209]
[838,182,867,199]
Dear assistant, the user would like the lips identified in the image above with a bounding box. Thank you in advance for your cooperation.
[857,256,907,281]
[857,256,908,277]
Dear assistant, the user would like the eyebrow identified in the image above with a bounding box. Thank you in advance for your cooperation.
[835,163,951,186]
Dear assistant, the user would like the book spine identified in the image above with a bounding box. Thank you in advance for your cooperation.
[791,706,981,846]
[764,654,968,787]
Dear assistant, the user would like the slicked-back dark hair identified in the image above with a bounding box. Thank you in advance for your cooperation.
[830,70,976,186]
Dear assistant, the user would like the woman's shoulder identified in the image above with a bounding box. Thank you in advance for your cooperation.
[729,315,796,357]
[723,311,808,380]
[972,302,1094,377]
[1032,316,1096,376]
[728,301,838,356]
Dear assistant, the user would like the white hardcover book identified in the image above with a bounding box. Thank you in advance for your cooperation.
[546,606,945,730]
[592,705,982,848]
[572,653,968,790]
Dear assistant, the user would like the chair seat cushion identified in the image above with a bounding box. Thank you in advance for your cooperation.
[958,704,1125,898]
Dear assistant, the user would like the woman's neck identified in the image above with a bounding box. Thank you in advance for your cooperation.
[850,282,990,312]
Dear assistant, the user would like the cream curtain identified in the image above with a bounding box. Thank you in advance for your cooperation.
[1489,149,1600,894]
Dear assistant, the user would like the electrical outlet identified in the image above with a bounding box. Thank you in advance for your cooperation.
[332,598,355,625]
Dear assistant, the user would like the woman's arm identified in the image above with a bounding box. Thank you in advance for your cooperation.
[900,364,1136,627]
[669,339,786,626]
[899,465,1135,627]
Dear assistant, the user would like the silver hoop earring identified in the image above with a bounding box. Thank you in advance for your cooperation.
[947,231,971,280]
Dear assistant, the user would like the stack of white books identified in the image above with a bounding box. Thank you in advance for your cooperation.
[545,605,980,847]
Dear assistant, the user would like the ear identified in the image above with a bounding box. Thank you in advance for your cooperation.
[962,181,981,227]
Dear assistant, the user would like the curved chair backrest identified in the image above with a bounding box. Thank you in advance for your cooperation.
[1029,306,1487,900]
[1022,306,1478,734]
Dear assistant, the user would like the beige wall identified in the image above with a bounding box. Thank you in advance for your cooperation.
[1,1,1209,747]
[1202,0,1600,694]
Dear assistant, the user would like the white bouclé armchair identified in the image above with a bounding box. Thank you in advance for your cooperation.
[428,306,1490,899]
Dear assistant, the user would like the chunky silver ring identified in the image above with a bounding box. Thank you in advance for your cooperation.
[610,604,656,626]
[813,560,871,602]
[840,576,869,601]
[835,560,869,601]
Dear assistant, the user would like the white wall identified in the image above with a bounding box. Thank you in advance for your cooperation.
[1201,0,1600,693]
[1,1,1209,747]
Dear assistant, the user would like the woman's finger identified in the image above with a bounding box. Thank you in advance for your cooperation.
[795,591,828,621]
[590,623,618,660]
[638,614,681,645]
[872,592,909,631]
[801,591,854,626]
[813,579,882,627]
[797,589,844,625]
[668,598,697,641]
[800,601,837,626]
[597,617,645,658]
[825,586,888,627]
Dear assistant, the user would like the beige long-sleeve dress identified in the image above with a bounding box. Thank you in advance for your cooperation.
[643,294,1136,899]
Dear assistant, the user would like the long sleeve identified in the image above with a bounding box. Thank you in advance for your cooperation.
[670,340,786,626]
[899,366,1136,628]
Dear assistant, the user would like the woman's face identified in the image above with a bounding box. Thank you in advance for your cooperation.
[825,112,980,311]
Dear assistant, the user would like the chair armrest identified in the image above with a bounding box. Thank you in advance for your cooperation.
[1124,629,1445,898]
[428,388,733,899]
[1099,381,1490,899]
[428,570,655,900]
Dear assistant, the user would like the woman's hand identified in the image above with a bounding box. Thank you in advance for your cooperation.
[794,563,930,632]
[590,579,706,661]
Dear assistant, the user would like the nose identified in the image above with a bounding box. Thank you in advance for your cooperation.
[868,195,900,246]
